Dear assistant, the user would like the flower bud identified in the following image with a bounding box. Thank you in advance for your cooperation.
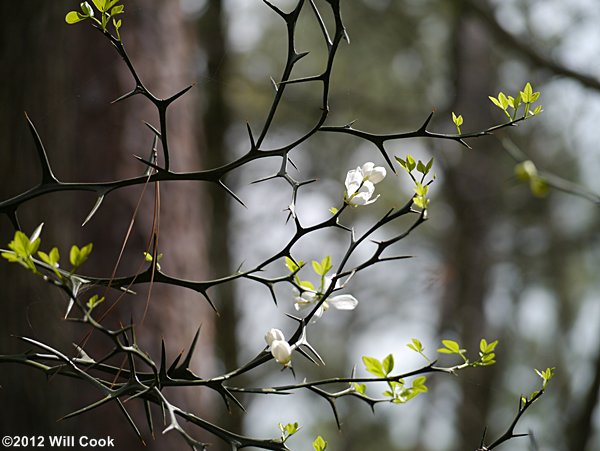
[270,340,292,365]
[265,328,285,347]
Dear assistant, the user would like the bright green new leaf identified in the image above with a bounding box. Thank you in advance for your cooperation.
[535,367,555,389]
[321,256,332,275]
[65,11,86,24]
[106,0,121,10]
[406,154,416,172]
[313,436,327,451]
[452,112,463,134]
[311,260,323,276]
[86,294,105,311]
[38,247,60,274]
[425,158,434,174]
[299,280,315,291]
[412,376,428,392]
[285,256,296,272]
[279,422,299,438]
[353,383,366,394]
[111,4,124,15]
[362,356,385,377]
[395,156,408,172]
[437,339,462,354]
[383,353,394,375]
[70,243,93,269]
[407,338,423,353]
[92,0,106,12]
[480,338,499,354]
[414,182,428,197]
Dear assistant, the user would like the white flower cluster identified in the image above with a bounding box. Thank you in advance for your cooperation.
[344,162,386,206]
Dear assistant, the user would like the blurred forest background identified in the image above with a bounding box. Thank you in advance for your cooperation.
[1,1,599,450]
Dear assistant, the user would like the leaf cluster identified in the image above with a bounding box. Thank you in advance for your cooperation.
[66,0,124,40]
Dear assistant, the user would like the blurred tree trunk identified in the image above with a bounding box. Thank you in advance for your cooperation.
[0,2,215,449]
[437,4,503,449]
[197,0,243,440]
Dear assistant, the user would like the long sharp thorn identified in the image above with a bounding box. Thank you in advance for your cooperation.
[181,325,202,369]
[25,113,58,184]
[144,122,162,138]
[82,195,105,226]
[111,88,139,104]
[219,180,246,208]
[246,122,256,148]
[418,111,434,132]
[165,84,195,106]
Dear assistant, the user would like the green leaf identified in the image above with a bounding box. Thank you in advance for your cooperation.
[414,182,428,197]
[362,356,385,377]
[299,280,315,291]
[425,158,434,173]
[111,4,124,15]
[92,0,106,12]
[412,376,427,390]
[285,256,302,273]
[520,82,539,104]
[312,435,327,451]
[353,383,366,394]
[86,294,105,311]
[11,231,30,256]
[489,95,502,109]
[38,247,60,269]
[407,338,423,353]
[406,155,416,172]
[452,112,463,134]
[480,339,499,354]
[65,11,86,24]
[312,260,323,276]
[320,256,332,275]
[70,243,93,269]
[382,353,394,375]
[395,156,408,172]
[438,339,463,354]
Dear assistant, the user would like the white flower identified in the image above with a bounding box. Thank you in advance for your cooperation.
[270,339,293,365]
[344,162,386,206]
[360,162,387,184]
[265,328,285,347]
[265,328,293,366]
[293,276,358,318]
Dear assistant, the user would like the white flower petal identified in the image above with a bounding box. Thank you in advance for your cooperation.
[329,294,359,310]
[270,340,292,365]
[368,166,386,184]
[294,299,312,311]
[265,328,285,347]
[344,168,363,195]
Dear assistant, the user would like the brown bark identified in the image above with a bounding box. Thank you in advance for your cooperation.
[0,2,214,449]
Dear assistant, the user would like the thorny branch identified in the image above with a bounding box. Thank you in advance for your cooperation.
[0,1,551,449]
